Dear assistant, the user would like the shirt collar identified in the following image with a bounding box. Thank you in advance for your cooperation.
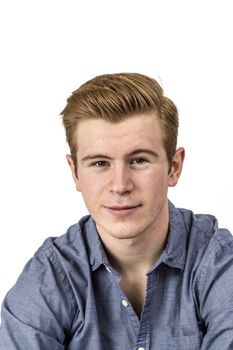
[84,218,110,272]
[85,200,188,273]
[158,201,187,271]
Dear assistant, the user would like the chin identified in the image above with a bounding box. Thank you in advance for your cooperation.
[110,232,140,240]
[102,222,145,240]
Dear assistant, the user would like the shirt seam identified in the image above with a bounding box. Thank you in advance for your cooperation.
[44,246,78,314]
[198,230,233,296]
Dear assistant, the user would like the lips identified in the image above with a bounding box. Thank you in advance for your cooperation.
[105,204,141,217]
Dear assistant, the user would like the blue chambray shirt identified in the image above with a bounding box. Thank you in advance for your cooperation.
[1,201,233,349]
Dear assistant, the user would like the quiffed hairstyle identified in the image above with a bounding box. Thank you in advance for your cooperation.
[61,73,179,170]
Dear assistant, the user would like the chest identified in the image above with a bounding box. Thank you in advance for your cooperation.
[69,265,204,349]
[119,273,147,318]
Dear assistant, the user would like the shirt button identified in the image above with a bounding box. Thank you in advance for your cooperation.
[138,348,145,350]
[121,299,129,307]
[105,266,112,273]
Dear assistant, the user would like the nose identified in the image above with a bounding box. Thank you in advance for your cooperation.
[110,164,134,195]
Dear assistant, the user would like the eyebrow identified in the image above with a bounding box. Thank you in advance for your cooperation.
[81,149,160,163]
[81,154,113,163]
[128,149,160,158]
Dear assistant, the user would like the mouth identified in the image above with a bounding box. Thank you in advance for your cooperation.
[105,204,142,217]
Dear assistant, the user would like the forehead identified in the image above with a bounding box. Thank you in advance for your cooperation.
[75,112,165,155]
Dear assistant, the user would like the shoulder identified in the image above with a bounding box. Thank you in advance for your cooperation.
[174,206,233,318]
[1,215,94,332]
[187,209,233,262]
[172,203,233,278]
[179,208,233,308]
[177,205,233,257]
[5,215,94,304]
[193,227,233,329]
[27,214,95,272]
[196,227,233,290]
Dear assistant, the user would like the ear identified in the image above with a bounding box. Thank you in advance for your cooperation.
[66,154,81,192]
[168,147,185,187]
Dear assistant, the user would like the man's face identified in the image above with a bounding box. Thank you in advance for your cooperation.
[68,113,184,242]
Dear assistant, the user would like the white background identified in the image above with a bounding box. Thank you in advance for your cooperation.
[0,0,232,308]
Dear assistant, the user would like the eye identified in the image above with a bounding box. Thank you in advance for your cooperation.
[91,160,109,168]
[131,158,147,165]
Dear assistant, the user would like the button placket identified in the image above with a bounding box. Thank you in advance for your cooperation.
[135,272,156,350]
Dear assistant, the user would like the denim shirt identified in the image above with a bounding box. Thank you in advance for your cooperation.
[1,201,233,350]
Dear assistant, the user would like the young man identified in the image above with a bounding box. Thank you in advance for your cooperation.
[0,73,233,349]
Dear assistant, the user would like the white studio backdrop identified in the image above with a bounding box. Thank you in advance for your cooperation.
[0,0,232,308]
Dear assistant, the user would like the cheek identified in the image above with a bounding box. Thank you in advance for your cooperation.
[142,171,169,191]
[78,176,103,203]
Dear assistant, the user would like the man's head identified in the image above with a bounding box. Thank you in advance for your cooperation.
[61,73,184,242]
[61,73,179,171]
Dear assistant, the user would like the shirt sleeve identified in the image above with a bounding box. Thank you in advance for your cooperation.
[197,229,233,349]
[0,241,77,350]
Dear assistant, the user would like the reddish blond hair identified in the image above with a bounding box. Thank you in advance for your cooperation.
[61,73,179,169]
